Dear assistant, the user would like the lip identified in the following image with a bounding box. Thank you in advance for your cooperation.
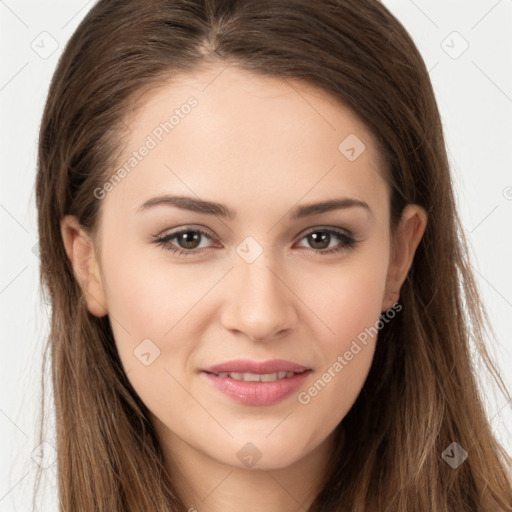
[201,359,312,406]
[202,358,311,375]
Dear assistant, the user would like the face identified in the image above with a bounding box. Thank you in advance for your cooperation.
[62,62,426,472]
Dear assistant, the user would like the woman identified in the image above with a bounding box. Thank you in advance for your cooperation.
[34,0,512,510]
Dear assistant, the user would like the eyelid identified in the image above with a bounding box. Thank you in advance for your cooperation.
[153,224,358,257]
[153,225,220,247]
[298,225,353,238]
[155,225,218,242]
[154,224,354,244]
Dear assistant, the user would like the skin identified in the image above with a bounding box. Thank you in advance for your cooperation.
[61,62,427,512]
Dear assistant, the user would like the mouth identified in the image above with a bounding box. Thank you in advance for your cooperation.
[201,359,313,406]
[202,358,311,375]
[204,369,309,382]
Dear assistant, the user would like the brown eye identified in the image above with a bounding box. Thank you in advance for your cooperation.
[175,230,202,250]
[296,228,357,255]
[153,227,218,256]
[306,231,331,250]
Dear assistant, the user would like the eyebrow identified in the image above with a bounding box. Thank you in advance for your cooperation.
[136,194,372,219]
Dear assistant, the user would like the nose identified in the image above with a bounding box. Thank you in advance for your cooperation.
[220,254,298,342]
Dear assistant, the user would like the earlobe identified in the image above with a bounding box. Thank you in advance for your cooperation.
[381,204,428,312]
[60,215,108,317]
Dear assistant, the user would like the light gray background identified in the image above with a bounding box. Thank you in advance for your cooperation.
[1,0,511,510]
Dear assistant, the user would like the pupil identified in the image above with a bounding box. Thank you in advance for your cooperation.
[308,232,329,249]
[179,231,200,249]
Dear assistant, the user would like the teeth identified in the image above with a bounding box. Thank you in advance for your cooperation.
[216,371,302,382]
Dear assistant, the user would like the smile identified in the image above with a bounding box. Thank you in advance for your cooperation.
[202,368,312,406]
[211,369,308,382]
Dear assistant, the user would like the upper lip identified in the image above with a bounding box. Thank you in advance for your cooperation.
[202,359,311,375]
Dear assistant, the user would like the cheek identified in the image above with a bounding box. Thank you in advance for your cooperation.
[293,257,388,424]
[101,241,212,338]
[100,249,202,422]
[100,240,229,399]
[304,256,389,343]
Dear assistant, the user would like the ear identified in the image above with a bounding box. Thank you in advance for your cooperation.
[60,215,108,317]
[381,204,428,312]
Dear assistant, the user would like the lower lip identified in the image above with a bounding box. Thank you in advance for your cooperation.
[202,371,311,406]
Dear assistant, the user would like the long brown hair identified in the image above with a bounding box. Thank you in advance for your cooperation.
[34,0,512,510]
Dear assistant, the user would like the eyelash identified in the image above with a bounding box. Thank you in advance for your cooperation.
[153,226,358,257]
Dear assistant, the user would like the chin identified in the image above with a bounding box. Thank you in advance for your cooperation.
[216,435,314,471]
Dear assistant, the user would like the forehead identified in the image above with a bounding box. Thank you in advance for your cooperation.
[101,63,389,220]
